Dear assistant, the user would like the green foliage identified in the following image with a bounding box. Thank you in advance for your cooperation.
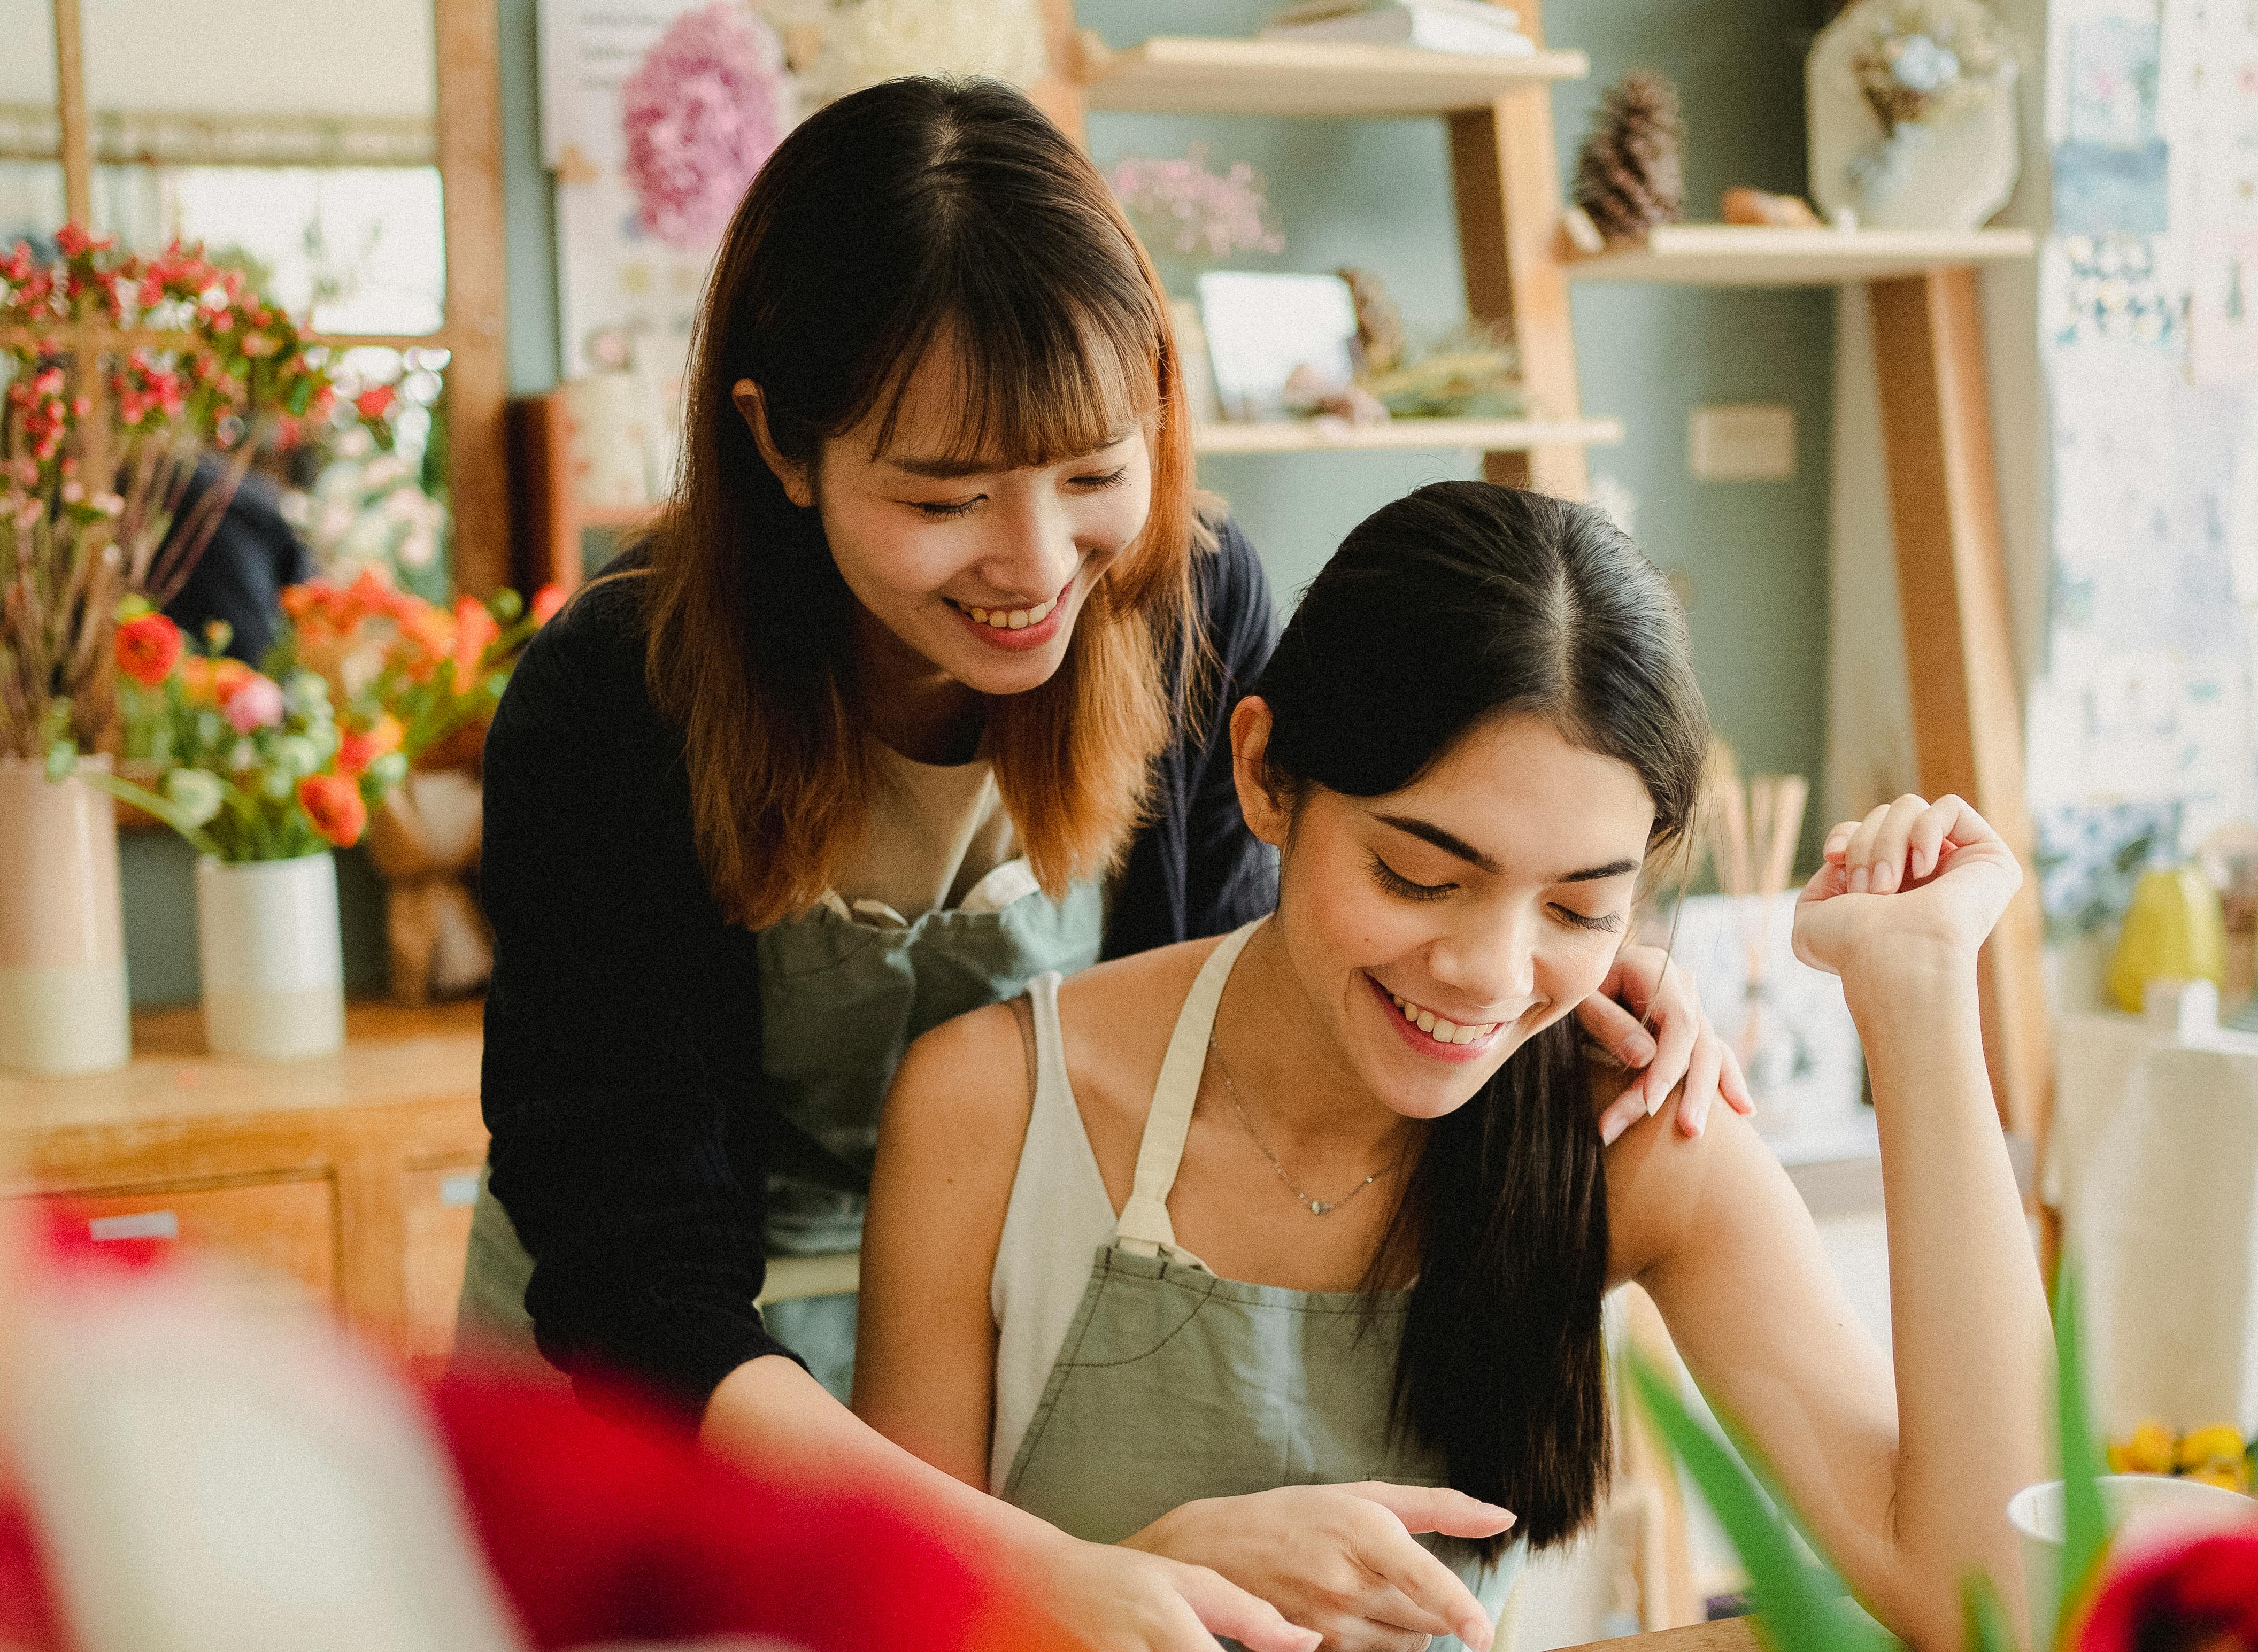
[2055,1264,2111,1624]
[1960,1573,2018,1652]
[1625,1353,1898,1652]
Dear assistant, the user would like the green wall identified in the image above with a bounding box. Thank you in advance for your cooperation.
[119,0,1833,1002]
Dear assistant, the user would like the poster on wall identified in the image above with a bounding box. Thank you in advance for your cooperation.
[536,0,806,488]
[2033,0,2258,943]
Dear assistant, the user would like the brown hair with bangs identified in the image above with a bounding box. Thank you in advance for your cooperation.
[640,76,1204,931]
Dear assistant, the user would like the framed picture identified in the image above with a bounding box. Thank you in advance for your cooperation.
[1195,271,1359,422]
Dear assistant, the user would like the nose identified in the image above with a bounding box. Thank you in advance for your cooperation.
[977,489,1083,603]
[1426,905,1539,1014]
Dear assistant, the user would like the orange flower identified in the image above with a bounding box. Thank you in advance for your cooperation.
[297,773,368,848]
[114,612,183,687]
[452,596,500,692]
[336,714,404,778]
[532,583,568,626]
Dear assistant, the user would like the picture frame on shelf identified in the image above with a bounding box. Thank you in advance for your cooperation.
[1194,270,1359,423]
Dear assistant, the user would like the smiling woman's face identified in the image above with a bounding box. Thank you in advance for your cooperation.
[1237,703,1658,1122]
[738,335,1155,700]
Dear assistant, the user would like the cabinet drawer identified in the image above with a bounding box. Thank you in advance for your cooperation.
[399,1160,483,1370]
[36,1177,339,1310]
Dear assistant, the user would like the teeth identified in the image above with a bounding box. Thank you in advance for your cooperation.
[1388,990,1498,1048]
[961,595,1058,629]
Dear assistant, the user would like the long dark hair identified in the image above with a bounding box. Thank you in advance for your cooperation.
[641,78,1204,929]
[1251,481,1710,1550]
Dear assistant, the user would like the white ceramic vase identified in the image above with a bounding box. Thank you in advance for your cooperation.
[194,852,345,1061]
[0,755,132,1075]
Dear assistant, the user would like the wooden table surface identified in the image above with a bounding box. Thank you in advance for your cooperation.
[1560,1620,1759,1651]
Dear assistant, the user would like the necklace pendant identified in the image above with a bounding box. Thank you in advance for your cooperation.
[1308,1200,1333,1216]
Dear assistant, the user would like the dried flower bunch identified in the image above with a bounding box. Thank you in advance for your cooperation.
[1107,146,1285,288]
[1572,72,1687,244]
[1,226,334,761]
[622,2,793,251]
[1847,0,2015,131]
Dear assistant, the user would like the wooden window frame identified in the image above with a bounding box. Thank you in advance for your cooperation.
[41,0,512,595]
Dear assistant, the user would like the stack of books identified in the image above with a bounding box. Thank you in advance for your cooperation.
[1259,0,1533,55]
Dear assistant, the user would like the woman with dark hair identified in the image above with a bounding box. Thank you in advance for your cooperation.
[468,81,1731,1650]
[860,482,2049,1652]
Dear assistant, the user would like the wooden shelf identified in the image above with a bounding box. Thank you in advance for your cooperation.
[1083,36,1587,118]
[1565,225,2037,287]
[1193,415,1622,454]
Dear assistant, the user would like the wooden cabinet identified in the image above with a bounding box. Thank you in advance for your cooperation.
[0,1000,487,1375]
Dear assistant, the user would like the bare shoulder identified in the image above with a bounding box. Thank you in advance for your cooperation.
[1604,1091,1795,1288]
[880,1000,1036,1190]
[1054,935,1234,1196]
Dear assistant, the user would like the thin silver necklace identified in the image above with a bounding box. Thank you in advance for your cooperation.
[1207,1034,1390,1217]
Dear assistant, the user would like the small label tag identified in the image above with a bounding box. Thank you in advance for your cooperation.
[89,1210,180,1242]
[439,1172,481,1208]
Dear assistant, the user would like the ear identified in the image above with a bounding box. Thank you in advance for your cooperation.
[731,379,816,509]
[1229,695,1292,851]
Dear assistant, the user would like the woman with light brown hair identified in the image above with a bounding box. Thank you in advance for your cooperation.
[460,77,1735,1649]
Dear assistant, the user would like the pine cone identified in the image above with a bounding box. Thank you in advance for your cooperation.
[1573,71,1686,243]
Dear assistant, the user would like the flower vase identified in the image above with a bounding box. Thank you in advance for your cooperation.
[194,853,346,1061]
[0,756,132,1075]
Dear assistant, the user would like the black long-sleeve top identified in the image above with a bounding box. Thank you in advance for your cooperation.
[478,520,1279,1415]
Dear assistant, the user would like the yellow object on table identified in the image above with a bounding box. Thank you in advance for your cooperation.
[2109,864,2228,1014]
[2107,1418,2253,1494]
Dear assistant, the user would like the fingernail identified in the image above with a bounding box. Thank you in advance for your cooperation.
[1849,866,1869,893]
[1601,1112,1627,1146]
[1694,1100,1710,1136]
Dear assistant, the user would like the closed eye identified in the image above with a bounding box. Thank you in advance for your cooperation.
[1070,465,1129,490]
[1551,904,1623,933]
[1370,853,1453,902]
[911,496,983,520]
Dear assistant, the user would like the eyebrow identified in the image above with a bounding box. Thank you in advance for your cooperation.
[1374,813,1639,884]
[880,426,1137,481]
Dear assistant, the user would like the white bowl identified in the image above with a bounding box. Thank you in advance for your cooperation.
[2009,1473,2257,1647]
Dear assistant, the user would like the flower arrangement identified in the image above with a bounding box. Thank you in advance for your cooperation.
[61,570,561,863]
[2107,1421,2254,1494]
[1,227,335,761]
[1630,1272,2255,1652]
[88,605,398,860]
[621,3,793,252]
[1107,146,1286,293]
[1847,0,2015,132]
[284,356,452,603]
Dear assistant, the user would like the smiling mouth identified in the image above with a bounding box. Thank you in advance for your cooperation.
[1384,985,1504,1047]
[943,581,1068,632]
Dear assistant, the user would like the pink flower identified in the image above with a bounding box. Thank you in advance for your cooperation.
[620,3,789,250]
[221,671,286,734]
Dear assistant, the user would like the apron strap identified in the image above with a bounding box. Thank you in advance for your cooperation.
[1116,918,1266,1256]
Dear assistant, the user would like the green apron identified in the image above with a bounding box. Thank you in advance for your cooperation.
[457,871,1103,1401]
[1000,922,1523,1649]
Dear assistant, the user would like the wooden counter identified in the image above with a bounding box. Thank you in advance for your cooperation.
[1562,1623,1758,1651]
[0,1000,487,1372]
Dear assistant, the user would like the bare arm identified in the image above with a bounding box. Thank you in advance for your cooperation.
[1619,795,2049,1652]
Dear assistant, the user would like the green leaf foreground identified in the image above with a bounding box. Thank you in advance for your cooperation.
[2054,1264,2110,1626]
[1961,1573,2019,1652]
[1625,1353,1897,1652]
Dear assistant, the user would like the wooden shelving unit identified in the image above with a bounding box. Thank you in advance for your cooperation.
[1194,414,1622,454]
[508,391,658,593]
[1082,35,1586,117]
[1566,224,2037,286]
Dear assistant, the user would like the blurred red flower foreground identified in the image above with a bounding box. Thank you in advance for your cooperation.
[2078,1528,2258,1652]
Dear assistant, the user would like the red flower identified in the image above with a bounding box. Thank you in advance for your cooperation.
[335,715,404,779]
[531,582,568,626]
[2078,1529,2258,1651]
[451,596,500,692]
[297,774,368,848]
[355,384,396,421]
[114,613,183,687]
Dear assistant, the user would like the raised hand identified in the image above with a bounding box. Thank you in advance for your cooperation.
[1586,941,1753,1143]
[1793,793,2022,981]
